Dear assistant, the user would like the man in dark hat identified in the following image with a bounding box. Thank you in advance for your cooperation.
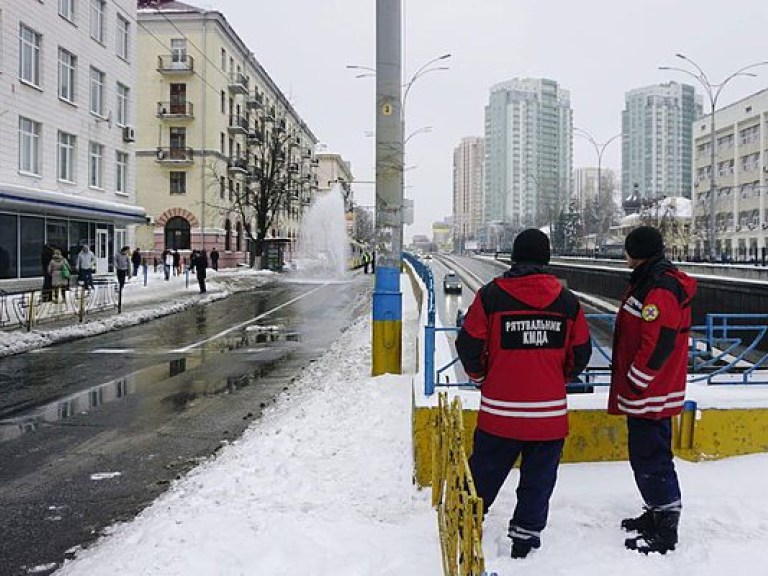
[610,225,697,555]
[456,228,592,559]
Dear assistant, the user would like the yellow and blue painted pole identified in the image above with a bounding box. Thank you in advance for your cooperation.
[372,0,403,375]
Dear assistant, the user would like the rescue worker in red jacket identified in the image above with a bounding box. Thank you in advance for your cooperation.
[610,226,697,555]
[456,229,592,559]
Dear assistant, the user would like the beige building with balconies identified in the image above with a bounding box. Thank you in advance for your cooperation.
[136,0,317,267]
[693,88,768,262]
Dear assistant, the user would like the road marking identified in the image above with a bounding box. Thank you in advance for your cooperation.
[174,284,328,353]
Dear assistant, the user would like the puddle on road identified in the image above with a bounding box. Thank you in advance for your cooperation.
[0,323,299,443]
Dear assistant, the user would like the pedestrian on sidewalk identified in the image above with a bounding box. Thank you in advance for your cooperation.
[41,243,55,301]
[131,248,142,277]
[172,249,181,276]
[456,228,592,559]
[610,226,697,555]
[47,249,70,303]
[76,245,95,289]
[114,246,130,290]
[210,247,220,271]
[191,249,208,293]
[163,249,173,281]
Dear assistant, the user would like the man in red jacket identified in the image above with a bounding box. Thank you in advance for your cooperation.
[610,226,697,555]
[456,229,592,559]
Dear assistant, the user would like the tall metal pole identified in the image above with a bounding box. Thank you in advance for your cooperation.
[372,0,403,375]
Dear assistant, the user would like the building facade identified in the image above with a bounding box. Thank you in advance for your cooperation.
[622,82,701,208]
[452,137,484,252]
[0,0,145,282]
[314,149,354,235]
[483,78,572,231]
[692,88,768,261]
[136,0,318,268]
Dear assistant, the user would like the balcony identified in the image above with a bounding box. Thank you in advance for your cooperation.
[246,91,264,109]
[156,147,193,164]
[228,157,249,175]
[157,55,194,74]
[156,101,194,119]
[247,128,263,146]
[228,114,249,135]
[228,72,249,95]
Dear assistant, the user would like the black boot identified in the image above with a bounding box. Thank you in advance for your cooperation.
[625,511,679,554]
[510,537,540,559]
[620,508,654,535]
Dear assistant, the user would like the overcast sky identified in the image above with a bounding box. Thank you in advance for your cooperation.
[205,0,768,241]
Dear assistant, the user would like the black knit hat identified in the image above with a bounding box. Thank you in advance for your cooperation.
[624,226,664,259]
[512,228,550,265]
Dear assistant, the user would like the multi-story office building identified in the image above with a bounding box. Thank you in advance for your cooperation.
[452,137,484,250]
[136,1,317,267]
[483,78,572,231]
[622,82,701,208]
[0,0,144,282]
[692,88,768,261]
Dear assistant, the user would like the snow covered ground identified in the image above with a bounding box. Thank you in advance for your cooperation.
[4,268,768,574]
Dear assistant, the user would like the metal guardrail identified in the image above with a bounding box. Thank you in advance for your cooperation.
[0,280,120,331]
[432,393,489,576]
[420,290,768,394]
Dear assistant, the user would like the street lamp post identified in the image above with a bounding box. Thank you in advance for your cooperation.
[574,128,621,251]
[659,54,768,261]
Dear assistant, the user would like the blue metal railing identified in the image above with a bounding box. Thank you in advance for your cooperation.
[414,265,768,393]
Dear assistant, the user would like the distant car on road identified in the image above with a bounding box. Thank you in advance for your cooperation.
[443,271,462,294]
[424,254,433,260]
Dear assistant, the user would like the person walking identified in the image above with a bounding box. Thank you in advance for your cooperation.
[610,226,697,555]
[131,248,142,277]
[191,249,208,293]
[456,228,592,559]
[114,246,130,290]
[41,243,55,301]
[172,249,181,276]
[210,247,220,271]
[47,249,70,303]
[76,245,95,289]
[163,249,173,281]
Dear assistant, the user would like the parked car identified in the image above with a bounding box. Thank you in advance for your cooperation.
[443,271,462,294]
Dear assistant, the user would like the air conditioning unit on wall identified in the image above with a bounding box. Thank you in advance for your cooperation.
[122,125,136,142]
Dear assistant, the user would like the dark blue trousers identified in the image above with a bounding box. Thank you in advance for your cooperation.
[627,416,681,510]
[469,428,564,536]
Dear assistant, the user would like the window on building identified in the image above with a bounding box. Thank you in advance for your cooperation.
[19,24,41,87]
[116,151,128,193]
[57,131,76,182]
[89,66,105,116]
[58,47,76,102]
[0,214,19,279]
[18,116,41,175]
[170,38,186,66]
[224,219,232,251]
[221,47,226,69]
[170,171,186,195]
[59,0,75,21]
[89,141,104,188]
[90,0,105,43]
[235,221,242,252]
[220,90,225,113]
[116,82,129,126]
[116,14,129,60]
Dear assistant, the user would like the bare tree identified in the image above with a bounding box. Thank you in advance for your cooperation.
[207,100,317,268]
[353,206,375,246]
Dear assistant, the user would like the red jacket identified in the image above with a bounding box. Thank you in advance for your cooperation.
[609,258,697,419]
[456,265,592,441]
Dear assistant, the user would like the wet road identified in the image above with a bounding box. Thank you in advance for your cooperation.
[0,275,370,575]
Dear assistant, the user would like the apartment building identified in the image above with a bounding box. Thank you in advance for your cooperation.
[483,78,572,232]
[452,137,484,251]
[136,0,318,267]
[693,88,768,261]
[622,82,701,207]
[0,0,144,282]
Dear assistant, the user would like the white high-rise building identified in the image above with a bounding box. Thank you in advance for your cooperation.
[0,0,144,282]
[483,78,572,231]
[622,82,702,209]
[452,137,484,250]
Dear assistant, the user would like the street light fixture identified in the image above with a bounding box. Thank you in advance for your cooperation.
[574,128,621,252]
[659,54,768,261]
